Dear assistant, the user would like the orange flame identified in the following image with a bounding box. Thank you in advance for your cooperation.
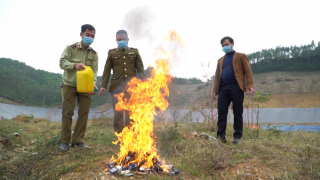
[111,31,184,172]
[249,126,259,129]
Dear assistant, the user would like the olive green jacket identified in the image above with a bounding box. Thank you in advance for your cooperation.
[101,47,146,92]
[59,42,98,87]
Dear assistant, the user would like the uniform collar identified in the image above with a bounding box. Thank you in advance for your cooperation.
[77,41,92,50]
[117,46,130,53]
[117,46,131,50]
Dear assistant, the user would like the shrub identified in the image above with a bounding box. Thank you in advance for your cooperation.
[197,85,204,90]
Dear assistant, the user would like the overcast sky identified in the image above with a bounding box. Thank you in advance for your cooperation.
[1,0,320,80]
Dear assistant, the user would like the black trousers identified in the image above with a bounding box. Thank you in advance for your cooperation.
[217,82,244,139]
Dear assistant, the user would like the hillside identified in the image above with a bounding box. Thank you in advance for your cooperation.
[247,40,320,73]
[97,71,320,111]
[168,71,320,108]
[0,58,203,107]
[0,58,110,107]
[166,40,320,109]
[1,39,320,108]
[0,97,20,105]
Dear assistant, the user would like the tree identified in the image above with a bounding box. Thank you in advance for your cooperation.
[250,92,271,138]
[247,40,320,74]
[0,58,111,107]
[311,40,315,50]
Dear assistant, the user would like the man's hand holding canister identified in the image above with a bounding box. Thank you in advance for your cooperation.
[91,85,98,95]
[74,63,86,71]
[73,63,97,95]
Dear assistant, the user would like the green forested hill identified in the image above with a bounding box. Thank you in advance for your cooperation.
[1,40,320,107]
[247,40,320,73]
[0,58,110,107]
[0,58,202,107]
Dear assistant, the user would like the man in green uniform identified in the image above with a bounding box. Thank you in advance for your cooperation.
[59,24,98,151]
[99,30,146,133]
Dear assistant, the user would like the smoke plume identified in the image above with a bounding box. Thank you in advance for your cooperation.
[121,6,155,41]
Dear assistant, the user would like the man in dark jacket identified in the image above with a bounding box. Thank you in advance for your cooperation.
[212,36,256,144]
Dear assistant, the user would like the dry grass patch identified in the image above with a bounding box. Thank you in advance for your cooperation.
[1,118,319,179]
[154,122,320,179]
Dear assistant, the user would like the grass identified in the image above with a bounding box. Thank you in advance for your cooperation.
[154,121,320,180]
[0,117,320,180]
[0,117,116,180]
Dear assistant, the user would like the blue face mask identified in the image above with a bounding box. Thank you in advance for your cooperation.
[117,40,128,49]
[222,45,232,53]
[82,36,94,46]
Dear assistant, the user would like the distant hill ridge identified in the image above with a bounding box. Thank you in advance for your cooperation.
[0,58,202,106]
[247,40,320,73]
[0,58,108,107]
[1,40,320,107]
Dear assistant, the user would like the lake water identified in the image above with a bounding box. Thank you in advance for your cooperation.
[0,103,319,124]
[260,125,320,132]
[0,103,100,121]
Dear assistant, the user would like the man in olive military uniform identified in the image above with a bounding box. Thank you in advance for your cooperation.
[59,24,98,151]
[99,30,146,133]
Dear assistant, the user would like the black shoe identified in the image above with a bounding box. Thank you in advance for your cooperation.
[72,142,91,149]
[60,143,69,152]
[232,138,241,144]
[216,136,227,143]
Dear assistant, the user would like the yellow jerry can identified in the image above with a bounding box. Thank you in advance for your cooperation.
[77,66,94,93]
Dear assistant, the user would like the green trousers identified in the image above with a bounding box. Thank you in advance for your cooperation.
[61,85,91,144]
[111,91,131,133]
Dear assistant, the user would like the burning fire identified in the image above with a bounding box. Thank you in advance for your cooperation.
[249,126,259,129]
[110,31,184,174]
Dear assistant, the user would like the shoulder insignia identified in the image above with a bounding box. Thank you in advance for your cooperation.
[69,43,78,49]
[129,47,137,50]
[90,48,98,55]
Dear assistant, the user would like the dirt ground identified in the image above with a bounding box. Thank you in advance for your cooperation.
[0,97,20,105]
[2,71,319,110]
[243,93,320,108]
[167,71,320,109]
[99,92,320,112]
